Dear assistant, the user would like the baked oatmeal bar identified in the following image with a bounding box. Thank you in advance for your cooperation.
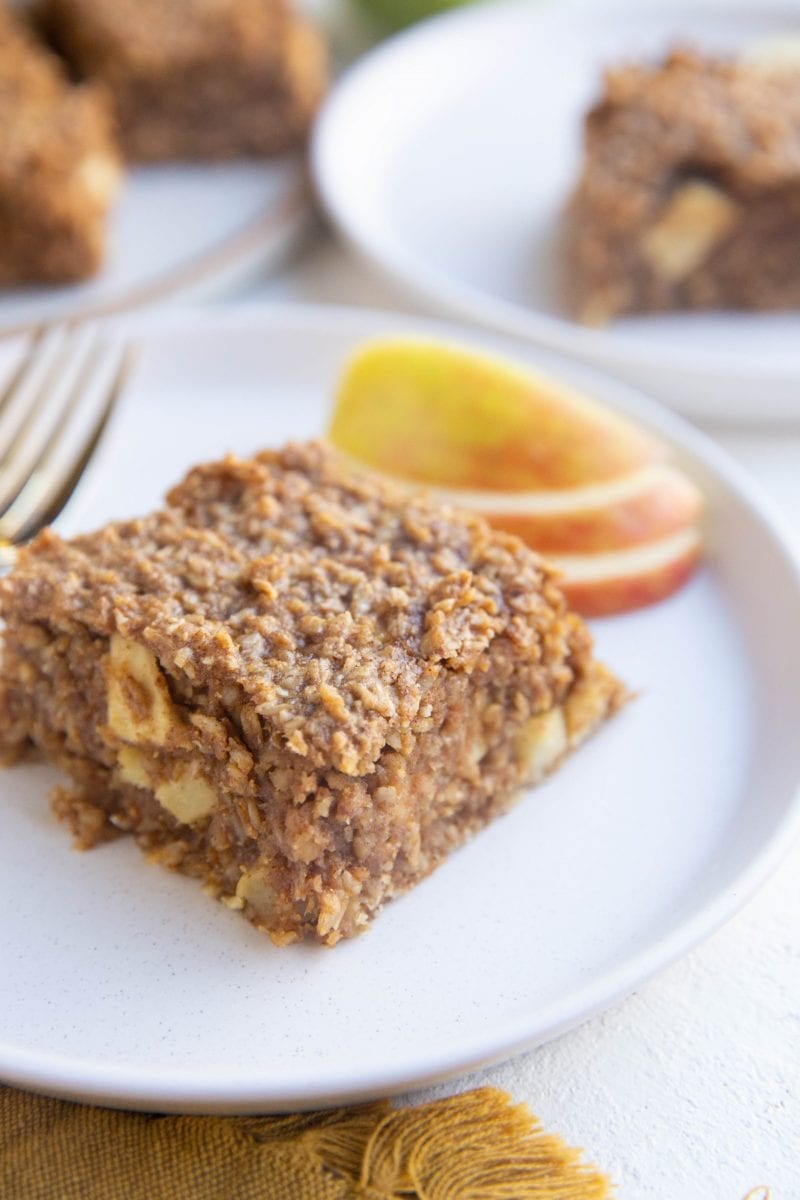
[565,48,800,323]
[0,442,624,946]
[0,2,120,285]
[41,0,327,161]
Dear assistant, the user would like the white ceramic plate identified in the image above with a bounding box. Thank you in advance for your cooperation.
[0,160,311,336]
[2,304,800,1114]
[313,0,800,421]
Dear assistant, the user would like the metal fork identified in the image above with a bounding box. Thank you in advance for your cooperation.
[0,324,133,560]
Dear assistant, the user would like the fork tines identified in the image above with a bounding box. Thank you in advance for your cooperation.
[0,325,130,549]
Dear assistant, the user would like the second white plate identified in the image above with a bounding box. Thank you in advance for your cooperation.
[1,305,800,1113]
[313,0,800,420]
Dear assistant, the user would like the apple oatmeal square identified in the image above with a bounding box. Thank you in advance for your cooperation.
[40,0,327,162]
[0,1,120,284]
[565,48,800,323]
[0,442,625,945]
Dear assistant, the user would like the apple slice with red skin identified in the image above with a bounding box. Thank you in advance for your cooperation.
[552,530,703,617]
[329,338,705,616]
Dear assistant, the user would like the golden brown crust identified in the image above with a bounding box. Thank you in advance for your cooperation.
[6,442,591,772]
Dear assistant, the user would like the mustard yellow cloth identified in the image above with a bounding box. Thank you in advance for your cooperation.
[0,1084,612,1200]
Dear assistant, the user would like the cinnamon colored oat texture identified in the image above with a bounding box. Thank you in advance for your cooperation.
[0,1,119,284]
[0,442,624,945]
[566,48,800,322]
[40,0,327,161]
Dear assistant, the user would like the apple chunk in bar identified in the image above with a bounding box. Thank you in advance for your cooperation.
[0,442,625,945]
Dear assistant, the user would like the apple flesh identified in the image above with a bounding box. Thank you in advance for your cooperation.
[329,338,705,617]
[331,338,664,490]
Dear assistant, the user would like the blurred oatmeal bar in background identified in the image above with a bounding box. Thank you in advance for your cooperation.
[40,0,328,161]
[0,0,120,284]
[565,47,800,324]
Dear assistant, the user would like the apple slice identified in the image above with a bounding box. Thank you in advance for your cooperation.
[330,338,664,490]
[551,529,703,617]
[421,463,703,555]
[328,337,704,616]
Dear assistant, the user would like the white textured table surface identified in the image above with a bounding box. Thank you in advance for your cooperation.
[240,226,800,1200]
